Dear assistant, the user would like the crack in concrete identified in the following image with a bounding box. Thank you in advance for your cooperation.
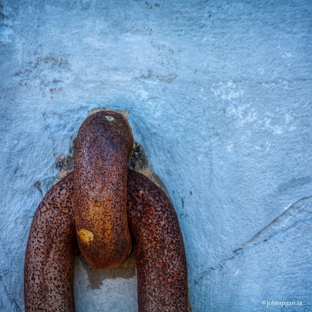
[192,195,312,285]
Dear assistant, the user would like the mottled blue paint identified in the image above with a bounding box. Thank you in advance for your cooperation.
[0,0,311,311]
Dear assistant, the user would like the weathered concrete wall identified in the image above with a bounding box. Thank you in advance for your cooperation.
[1,0,311,311]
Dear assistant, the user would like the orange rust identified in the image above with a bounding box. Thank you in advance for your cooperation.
[127,170,189,311]
[24,111,189,311]
[24,174,76,311]
[73,110,133,268]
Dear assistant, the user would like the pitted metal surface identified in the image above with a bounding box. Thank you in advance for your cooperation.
[24,174,76,311]
[74,111,133,268]
[127,169,188,311]
[24,111,188,311]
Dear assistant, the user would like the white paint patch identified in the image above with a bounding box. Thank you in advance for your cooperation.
[263,118,284,135]
[285,114,292,124]
[273,126,282,135]
[211,81,244,101]
[138,89,149,100]
[146,98,162,118]
[282,52,292,58]
[285,114,297,131]
[227,144,233,152]
[240,130,251,141]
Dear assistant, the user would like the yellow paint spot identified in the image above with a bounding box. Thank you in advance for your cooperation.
[77,229,94,244]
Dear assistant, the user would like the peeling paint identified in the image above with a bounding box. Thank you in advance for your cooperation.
[77,229,94,245]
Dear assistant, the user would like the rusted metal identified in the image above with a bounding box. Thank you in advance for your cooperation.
[24,111,189,311]
[24,174,76,311]
[127,169,189,311]
[74,111,133,268]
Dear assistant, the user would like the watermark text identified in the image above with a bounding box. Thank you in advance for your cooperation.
[262,300,303,308]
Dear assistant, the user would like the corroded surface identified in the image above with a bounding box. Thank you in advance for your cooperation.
[24,111,188,311]
[74,110,133,268]
[24,173,76,311]
[127,169,189,312]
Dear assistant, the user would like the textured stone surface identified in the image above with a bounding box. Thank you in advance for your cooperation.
[0,0,312,311]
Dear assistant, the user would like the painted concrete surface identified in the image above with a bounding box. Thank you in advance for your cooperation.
[1,0,312,311]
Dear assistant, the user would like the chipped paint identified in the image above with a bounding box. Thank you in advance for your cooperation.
[77,229,94,244]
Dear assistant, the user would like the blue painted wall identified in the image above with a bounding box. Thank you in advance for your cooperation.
[0,0,311,311]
